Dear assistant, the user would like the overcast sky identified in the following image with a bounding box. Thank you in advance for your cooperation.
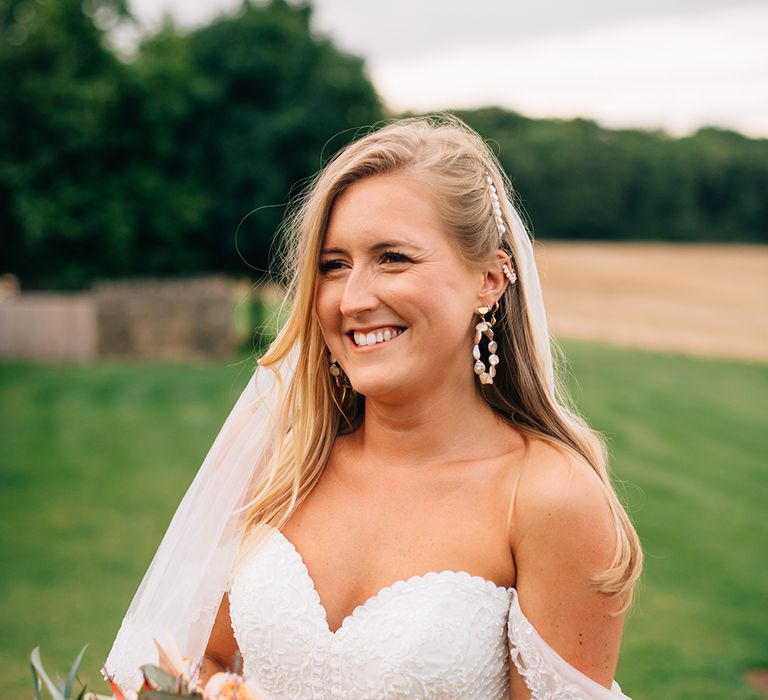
[127,0,768,137]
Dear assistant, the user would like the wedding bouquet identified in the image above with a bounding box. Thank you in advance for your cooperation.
[30,639,269,700]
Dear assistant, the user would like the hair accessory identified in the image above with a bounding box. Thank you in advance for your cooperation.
[329,353,352,404]
[502,261,517,284]
[473,302,500,385]
[328,355,347,386]
[485,174,506,237]
[485,173,517,285]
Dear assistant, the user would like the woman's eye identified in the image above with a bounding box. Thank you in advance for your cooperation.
[380,252,410,264]
[319,260,344,273]
[318,252,410,274]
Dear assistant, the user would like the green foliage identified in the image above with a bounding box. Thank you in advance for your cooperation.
[29,645,89,699]
[138,663,198,696]
[0,0,382,290]
[177,0,382,276]
[0,0,132,289]
[1,3,766,291]
[453,107,768,243]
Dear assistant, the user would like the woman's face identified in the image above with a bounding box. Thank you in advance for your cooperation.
[315,171,489,402]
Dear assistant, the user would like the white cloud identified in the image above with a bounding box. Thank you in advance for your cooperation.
[126,0,768,136]
[371,4,768,136]
[128,0,242,29]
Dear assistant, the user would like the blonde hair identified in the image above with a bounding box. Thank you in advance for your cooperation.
[234,113,642,612]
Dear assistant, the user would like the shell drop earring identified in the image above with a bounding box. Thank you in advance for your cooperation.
[329,354,351,389]
[329,353,353,408]
[473,302,499,385]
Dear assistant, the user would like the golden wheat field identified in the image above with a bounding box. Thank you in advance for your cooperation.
[534,241,768,362]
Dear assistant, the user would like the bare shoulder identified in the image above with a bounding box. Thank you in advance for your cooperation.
[510,437,616,564]
[507,437,625,688]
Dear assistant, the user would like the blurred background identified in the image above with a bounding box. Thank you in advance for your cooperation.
[0,0,766,698]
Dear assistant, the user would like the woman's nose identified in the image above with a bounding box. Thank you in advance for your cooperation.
[339,266,379,318]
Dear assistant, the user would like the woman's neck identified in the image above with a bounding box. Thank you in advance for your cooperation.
[350,376,512,474]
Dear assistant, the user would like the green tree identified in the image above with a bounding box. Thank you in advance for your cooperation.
[0,0,383,289]
[454,106,768,243]
[3,3,766,291]
[0,0,132,289]
[179,0,383,275]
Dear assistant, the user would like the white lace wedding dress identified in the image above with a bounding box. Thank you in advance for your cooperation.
[228,526,632,700]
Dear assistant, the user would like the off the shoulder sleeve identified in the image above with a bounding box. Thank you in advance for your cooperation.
[507,588,632,700]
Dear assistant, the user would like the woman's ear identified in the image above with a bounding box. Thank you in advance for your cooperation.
[476,249,511,306]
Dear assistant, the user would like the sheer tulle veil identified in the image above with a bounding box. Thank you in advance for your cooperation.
[102,183,554,694]
[102,332,300,692]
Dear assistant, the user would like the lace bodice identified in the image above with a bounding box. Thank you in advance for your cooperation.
[228,527,631,700]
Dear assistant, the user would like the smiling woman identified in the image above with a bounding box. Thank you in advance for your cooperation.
[104,114,642,699]
[317,172,495,401]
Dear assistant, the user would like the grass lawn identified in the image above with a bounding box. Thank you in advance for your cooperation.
[0,341,766,699]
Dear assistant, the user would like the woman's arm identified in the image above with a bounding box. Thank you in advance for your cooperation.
[508,442,626,697]
[201,592,240,686]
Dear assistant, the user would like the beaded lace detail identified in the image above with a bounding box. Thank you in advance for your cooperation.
[228,527,631,700]
[507,588,629,699]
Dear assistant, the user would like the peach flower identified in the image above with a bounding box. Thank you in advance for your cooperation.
[203,672,264,700]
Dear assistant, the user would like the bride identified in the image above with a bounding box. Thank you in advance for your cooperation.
[104,114,643,699]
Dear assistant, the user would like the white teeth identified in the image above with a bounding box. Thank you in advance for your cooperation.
[353,327,404,347]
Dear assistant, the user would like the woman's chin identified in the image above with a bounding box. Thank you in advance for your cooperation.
[347,373,410,401]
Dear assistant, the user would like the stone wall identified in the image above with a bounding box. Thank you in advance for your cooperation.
[94,276,237,360]
[0,276,241,362]
[0,292,97,362]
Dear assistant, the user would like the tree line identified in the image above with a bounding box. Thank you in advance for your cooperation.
[1,0,765,290]
[456,108,768,246]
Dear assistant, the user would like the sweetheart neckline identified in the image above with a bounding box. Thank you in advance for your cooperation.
[269,526,513,637]
[232,528,628,696]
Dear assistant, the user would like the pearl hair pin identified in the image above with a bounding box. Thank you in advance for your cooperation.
[485,173,517,285]
[486,174,506,236]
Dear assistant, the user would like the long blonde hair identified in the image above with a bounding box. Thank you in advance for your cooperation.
[234,113,642,611]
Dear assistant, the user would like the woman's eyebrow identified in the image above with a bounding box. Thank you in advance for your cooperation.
[320,239,423,255]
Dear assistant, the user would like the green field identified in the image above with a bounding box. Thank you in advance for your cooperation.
[1,341,766,699]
